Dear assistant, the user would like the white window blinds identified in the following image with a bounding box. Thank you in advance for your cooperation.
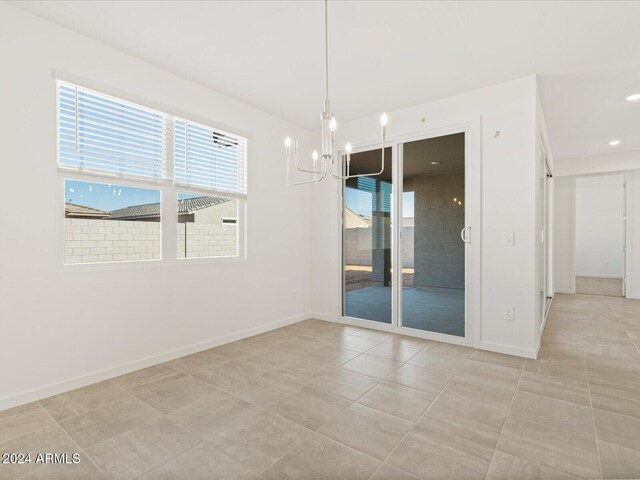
[174,119,248,196]
[57,82,166,180]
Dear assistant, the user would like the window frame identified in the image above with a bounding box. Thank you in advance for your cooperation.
[56,77,248,270]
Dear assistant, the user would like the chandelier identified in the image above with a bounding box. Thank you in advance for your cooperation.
[285,0,388,186]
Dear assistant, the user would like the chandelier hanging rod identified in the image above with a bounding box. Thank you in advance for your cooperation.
[285,0,388,186]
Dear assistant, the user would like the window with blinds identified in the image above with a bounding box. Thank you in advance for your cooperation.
[57,82,166,180]
[174,119,248,196]
[57,80,248,265]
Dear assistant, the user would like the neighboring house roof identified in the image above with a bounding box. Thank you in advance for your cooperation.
[345,208,370,229]
[108,196,230,220]
[65,203,111,218]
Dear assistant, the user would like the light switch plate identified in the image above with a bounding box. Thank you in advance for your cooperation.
[503,231,515,246]
[504,306,515,321]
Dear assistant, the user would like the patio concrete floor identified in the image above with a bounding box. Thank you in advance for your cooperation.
[344,286,465,337]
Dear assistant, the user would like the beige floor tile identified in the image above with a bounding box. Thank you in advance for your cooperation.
[387,424,493,480]
[523,358,589,388]
[111,364,186,394]
[0,424,77,480]
[304,345,362,366]
[370,464,421,480]
[194,368,297,407]
[518,371,591,406]
[406,349,467,374]
[85,442,138,480]
[58,397,161,449]
[317,403,412,460]
[135,376,218,414]
[509,391,595,438]
[0,403,55,443]
[358,381,432,422]
[420,361,519,449]
[469,350,526,370]
[387,335,432,350]
[581,323,630,343]
[164,350,229,374]
[264,386,350,430]
[262,357,336,387]
[485,451,577,480]
[385,363,453,397]
[306,369,379,401]
[593,408,640,451]
[330,335,382,353]
[426,342,475,359]
[497,415,600,478]
[365,343,422,363]
[39,380,129,422]
[273,336,325,356]
[342,354,402,379]
[590,383,640,419]
[86,417,199,477]
[351,329,397,342]
[19,454,106,480]
[583,340,640,361]
[208,410,311,474]
[597,439,640,480]
[139,442,254,480]
[260,433,380,480]
[167,389,261,439]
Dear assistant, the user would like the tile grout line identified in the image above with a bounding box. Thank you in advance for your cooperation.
[366,352,473,479]
[36,398,107,478]
[481,362,524,480]
[580,308,604,480]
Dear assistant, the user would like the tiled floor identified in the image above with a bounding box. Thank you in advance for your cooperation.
[1,293,640,479]
[576,276,623,297]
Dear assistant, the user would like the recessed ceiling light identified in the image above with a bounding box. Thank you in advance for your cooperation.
[431,161,442,165]
[609,140,621,146]
[626,93,640,102]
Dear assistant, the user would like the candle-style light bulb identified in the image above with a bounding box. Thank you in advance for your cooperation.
[345,142,353,154]
[329,117,337,132]
[380,113,388,127]
[312,150,319,161]
[284,136,292,148]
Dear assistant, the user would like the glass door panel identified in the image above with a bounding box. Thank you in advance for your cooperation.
[400,134,466,336]
[343,147,393,324]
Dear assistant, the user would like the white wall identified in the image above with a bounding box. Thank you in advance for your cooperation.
[311,76,540,358]
[575,175,625,278]
[0,3,312,410]
[553,176,575,293]
[555,150,640,177]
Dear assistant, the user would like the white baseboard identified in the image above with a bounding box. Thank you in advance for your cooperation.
[575,273,623,279]
[554,288,575,294]
[309,312,336,322]
[0,312,312,412]
[479,341,538,359]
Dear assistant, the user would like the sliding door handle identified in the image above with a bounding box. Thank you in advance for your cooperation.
[460,226,471,244]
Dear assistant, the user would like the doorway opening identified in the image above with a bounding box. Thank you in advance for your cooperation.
[574,174,626,297]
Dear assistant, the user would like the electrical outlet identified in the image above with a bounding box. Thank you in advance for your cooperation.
[503,231,515,246]
[504,306,515,321]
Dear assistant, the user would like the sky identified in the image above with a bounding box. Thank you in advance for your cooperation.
[345,187,414,218]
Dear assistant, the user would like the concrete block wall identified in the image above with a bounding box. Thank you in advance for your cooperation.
[344,226,414,268]
[65,219,238,264]
[65,219,160,264]
[177,223,237,258]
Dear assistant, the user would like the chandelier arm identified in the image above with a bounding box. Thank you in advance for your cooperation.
[331,138,386,180]
[287,151,333,186]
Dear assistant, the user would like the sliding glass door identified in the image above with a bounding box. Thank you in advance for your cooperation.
[400,134,466,337]
[342,132,470,341]
[342,148,393,324]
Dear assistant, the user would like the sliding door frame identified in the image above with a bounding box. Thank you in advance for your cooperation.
[338,118,481,349]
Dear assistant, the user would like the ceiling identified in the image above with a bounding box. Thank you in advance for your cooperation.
[12,0,640,160]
